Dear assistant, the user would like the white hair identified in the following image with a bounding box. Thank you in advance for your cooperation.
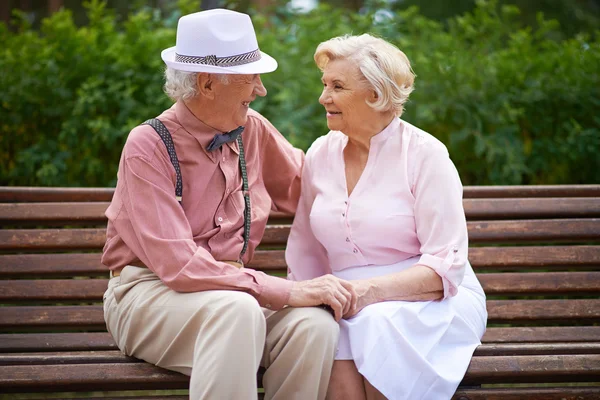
[163,68,229,101]
[314,34,415,116]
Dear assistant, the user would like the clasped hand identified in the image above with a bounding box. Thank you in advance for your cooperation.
[288,275,367,321]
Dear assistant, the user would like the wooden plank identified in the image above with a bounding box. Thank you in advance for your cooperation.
[0,350,135,366]
[0,202,109,223]
[0,362,188,392]
[0,333,118,352]
[2,343,598,366]
[487,300,600,323]
[1,247,596,278]
[2,326,598,353]
[3,185,599,202]
[2,220,598,251]
[482,326,600,343]
[0,279,108,302]
[0,250,287,278]
[470,246,600,269]
[462,354,600,384]
[463,198,600,219]
[467,219,600,243]
[452,387,600,400]
[473,342,600,356]
[0,202,292,225]
[463,185,600,198]
[0,187,115,203]
[478,272,600,295]
[0,354,598,392]
[0,229,106,251]
[2,300,598,330]
[0,306,105,330]
[2,198,598,225]
[2,271,597,302]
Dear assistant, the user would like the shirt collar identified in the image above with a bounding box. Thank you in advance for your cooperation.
[174,101,240,159]
[370,116,401,145]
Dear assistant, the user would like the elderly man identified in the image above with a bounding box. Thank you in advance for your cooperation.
[102,8,355,400]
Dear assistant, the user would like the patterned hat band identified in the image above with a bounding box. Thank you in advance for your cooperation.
[175,49,262,67]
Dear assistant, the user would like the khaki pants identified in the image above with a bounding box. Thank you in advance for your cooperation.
[103,266,339,400]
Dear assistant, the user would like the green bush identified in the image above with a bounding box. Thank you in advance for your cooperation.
[1,0,598,186]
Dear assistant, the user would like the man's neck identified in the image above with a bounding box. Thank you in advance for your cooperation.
[184,98,231,133]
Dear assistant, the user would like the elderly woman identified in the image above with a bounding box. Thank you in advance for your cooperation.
[285,34,487,399]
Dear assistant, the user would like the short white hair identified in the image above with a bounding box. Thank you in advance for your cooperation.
[163,68,229,101]
[314,34,415,116]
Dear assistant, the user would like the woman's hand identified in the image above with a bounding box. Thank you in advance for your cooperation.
[343,280,377,319]
[287,275,358,321]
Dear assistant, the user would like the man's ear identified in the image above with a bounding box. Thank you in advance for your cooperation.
[197,73,215,99]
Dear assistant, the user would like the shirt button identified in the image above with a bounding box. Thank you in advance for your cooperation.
[222,157,226,162]
[265,304,272,309]
[217,217,223,222]
[353,248,358,253]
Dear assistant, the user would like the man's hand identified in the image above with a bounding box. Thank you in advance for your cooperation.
[287,275,358,321]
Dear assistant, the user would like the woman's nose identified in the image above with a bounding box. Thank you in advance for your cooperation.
[319,89,330,105]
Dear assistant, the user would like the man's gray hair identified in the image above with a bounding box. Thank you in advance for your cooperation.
[163,68,229,102]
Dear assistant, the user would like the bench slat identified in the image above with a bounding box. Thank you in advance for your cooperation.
[1,355,598,392]
[1,300,598,330]
[3,185,599,202]
[2,271,598,302]
[1,246,597,278]
[3,198,598,224]
[2,327,599,353]
[3,342,599,366]
[453,387,600,400]
[1,220,598,251]
[478,272,600,295]
[0,251,287,278]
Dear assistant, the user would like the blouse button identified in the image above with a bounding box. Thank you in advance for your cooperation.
[217,217,223,222]
[346,237,350,242]
[353,248,358,254]
[342,213,345,217]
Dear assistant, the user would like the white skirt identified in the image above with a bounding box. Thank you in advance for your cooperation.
[333,257,487,400]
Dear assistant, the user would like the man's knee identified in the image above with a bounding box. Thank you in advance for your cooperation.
[286,307,339,346]
[210,291,266,332]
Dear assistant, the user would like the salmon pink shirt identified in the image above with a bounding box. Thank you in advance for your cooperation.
[286,117,468,299]
[102,102,302,310]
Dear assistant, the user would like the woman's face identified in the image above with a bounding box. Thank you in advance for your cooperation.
[319,58,378,136]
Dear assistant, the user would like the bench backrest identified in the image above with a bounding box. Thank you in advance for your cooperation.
[1,185,599,350]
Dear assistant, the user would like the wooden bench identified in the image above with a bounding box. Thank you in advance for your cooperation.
[1,185,599,399]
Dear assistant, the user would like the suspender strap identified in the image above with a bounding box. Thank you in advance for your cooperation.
[141,118,251,262]
[237,136,251,261]
[142,118,183,205]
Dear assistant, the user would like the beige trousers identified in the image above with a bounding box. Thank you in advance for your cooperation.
[103,266,339,400]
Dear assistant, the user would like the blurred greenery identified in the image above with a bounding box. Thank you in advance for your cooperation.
[1,0,599,187]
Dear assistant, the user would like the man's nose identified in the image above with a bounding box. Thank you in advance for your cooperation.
[254,75,267,97]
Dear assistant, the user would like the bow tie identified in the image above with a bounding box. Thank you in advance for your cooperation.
[206,126,245,152]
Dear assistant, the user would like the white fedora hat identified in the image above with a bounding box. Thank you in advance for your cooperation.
[161,9,277,74]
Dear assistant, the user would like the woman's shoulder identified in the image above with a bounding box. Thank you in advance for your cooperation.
[305,130,344,161]
[400,120,449,158]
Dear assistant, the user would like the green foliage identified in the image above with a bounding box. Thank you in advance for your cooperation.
[1,0,598,186]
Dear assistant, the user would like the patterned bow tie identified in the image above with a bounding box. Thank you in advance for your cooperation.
[206,126,245,152]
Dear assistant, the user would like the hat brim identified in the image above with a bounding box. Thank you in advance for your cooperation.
[161,46,278,74]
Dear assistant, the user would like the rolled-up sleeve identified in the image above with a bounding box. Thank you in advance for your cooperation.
[285,146,331,281]
[412,142,468,298]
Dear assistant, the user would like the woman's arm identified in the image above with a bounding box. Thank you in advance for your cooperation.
[345,265,443,318]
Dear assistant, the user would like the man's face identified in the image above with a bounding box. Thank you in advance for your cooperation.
[212,74,267,131]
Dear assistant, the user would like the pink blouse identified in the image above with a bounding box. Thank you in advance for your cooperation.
[286,118,468,299]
